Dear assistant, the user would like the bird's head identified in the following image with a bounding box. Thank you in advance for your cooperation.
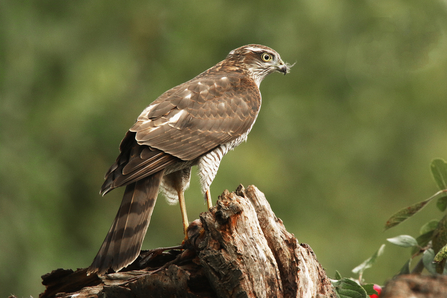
[226,44,293,86]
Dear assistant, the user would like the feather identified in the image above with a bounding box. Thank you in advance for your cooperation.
[88,170,164,274]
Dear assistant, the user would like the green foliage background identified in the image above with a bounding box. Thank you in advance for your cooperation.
[1,0,447,296]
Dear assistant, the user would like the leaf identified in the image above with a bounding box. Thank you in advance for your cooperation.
[361,283,378,296]
[384,197,433,230]
[352,244,385,275]
[422,248,437,275]
[434,244,447,262]
[387,235,419,248]
[332,278,368,298]
[398,259,411,275]
[437,194,447,212]
[416,231,434,247]
[420,220,439,235]
[431,159,447,190]
[412,220,438,255]
[334,270,343,280]
[412,231,434,255]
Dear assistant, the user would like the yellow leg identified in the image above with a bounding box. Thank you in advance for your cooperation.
[206,189,213,210]
[178,190,189,237]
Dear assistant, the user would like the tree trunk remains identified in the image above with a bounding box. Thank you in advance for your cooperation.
[39,185,336,298]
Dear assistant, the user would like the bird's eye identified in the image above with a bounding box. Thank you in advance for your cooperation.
[261,52,273,62]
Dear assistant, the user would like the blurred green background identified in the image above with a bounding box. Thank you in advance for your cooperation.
[1,0,447,296]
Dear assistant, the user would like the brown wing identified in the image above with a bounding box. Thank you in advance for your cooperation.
[101,69,260,194]
[100,131,181,194]
[131,71,261,160]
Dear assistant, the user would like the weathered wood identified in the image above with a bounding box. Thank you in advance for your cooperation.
[39,185,336,298]
[240,185,334,297]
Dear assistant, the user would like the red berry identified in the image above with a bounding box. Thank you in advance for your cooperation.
[369,284,382,298]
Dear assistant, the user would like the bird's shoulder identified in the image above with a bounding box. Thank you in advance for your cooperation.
[139,68,259,121]
[127,66,262,161]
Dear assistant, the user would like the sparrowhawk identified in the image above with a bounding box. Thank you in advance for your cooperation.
[88,44,291,275]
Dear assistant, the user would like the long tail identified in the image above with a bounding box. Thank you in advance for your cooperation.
[87,170,165,275]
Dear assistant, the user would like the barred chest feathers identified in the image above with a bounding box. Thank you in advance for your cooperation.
[197,99,261,198]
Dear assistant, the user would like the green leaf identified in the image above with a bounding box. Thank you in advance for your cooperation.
[332,278,368,298]
[431,159,447,190]
[334,270,343,280]
[422,249,437,275]
[398,259,411,275]
[434,244,447,262]
[387,235,419,248]
[352,244,385,275]
[410,220,439,255]
[361,283,378,296]
[420,220,440,235]
[437,195,447,212]
[412,231,434,255]
[384,197,433,230]
[416,231,434,247]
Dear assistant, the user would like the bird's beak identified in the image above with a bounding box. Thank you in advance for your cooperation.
[276,59,293,75]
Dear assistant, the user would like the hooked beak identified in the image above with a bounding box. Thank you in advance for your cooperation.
[276,59,294,75]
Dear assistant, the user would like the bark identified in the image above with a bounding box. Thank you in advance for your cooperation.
[39,185,336,298]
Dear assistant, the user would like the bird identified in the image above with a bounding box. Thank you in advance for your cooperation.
[87,44,291,275]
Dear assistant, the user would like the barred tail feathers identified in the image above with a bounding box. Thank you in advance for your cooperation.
[88,170,164,275]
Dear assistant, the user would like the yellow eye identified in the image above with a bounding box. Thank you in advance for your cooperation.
[261,52,273,62]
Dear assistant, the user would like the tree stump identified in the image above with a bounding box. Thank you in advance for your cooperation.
[39,185,336,298]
